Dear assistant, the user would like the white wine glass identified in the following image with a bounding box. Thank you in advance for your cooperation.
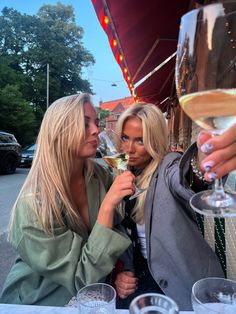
[98,129,148,200]
[175,1,236,217]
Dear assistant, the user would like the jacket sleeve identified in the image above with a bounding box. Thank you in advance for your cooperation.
[11,202,131,297]
[162,150,195,206]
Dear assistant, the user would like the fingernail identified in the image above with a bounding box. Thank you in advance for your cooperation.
[207,172,218,181]
[201,143,213,154]
[202,161,214,171]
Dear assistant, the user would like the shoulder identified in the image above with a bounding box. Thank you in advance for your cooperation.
[160,152,182,168]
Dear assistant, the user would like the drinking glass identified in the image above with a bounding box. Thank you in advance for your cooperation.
[99,129,148,200]
[129,293,179,314]
[77,283,116,314]
[192,277,236,314]
[175,1,236,217]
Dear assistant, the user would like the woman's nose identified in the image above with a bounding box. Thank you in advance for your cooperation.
[90,123,99,135]
[125,141,135,153]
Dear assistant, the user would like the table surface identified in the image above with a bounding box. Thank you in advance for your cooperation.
[0,304,193,313]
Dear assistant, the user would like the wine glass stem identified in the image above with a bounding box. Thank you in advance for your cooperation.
[214,178,226,201]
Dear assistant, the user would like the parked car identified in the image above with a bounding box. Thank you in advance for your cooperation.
[0,131,21,174]
[20,144,36,167]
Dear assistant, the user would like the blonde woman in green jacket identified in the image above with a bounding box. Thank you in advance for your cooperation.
[0,93,134,306]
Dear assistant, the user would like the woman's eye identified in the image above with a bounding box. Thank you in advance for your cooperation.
[121,135,129,142]
[136,139,144,145]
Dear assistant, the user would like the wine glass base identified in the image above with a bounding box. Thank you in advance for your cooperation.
[190,190,236,218]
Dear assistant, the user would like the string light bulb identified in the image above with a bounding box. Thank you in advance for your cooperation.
[104,16,109,24]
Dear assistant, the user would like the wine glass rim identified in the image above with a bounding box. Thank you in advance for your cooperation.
[130,292,179,310]
[181,1,236,20]
[192,277,236,305]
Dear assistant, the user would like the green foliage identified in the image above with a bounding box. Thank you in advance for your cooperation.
[96,108,110,127]
[0,3,95,145]
[0,85,36,145]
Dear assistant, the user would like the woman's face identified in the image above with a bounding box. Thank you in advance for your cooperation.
[77,102,100,158]
[121,117,151,169]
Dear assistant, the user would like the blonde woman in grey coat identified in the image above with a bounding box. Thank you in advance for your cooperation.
[114,103,224,311]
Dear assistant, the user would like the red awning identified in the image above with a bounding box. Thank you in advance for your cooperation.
[92,0,193,111]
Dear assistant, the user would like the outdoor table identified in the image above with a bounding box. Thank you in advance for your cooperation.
[0,304,194,313]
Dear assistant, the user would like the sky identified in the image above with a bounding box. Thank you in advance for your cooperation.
[0,0,131,106]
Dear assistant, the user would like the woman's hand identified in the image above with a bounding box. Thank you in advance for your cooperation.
[115,271,137,299]
[102,171,135,209]
[199,125,236,181]
[98,171,135,228]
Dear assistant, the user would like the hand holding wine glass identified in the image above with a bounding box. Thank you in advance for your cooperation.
[175,1,236,217]
[199,124,236,180]
[98,129,149,200]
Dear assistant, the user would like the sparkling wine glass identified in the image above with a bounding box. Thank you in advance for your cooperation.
[98,129,148,200]
[175,1,236,217]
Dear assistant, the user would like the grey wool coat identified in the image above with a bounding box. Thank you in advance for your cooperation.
[143,146,224,310]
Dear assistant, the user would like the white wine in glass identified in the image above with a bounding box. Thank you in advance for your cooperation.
[176,1,236,217]
[103,153,129,172]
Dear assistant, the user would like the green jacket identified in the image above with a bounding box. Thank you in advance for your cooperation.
[0,163,131,306]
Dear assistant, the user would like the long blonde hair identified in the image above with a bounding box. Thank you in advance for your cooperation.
[116,103,169,223]
[9,93,94,235]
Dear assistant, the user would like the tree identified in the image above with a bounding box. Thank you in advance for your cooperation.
[96,108,110,128]
[0,3,95,144]
[0,85,36,145]
[26,3,95,111]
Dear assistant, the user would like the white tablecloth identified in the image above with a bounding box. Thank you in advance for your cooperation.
[0,304,193,313]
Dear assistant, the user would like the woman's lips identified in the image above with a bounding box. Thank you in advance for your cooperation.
[87,140,98,146]
[128,157,137,162]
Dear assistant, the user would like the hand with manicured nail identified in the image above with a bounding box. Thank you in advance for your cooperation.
[195,131,213,179]
[200,124,236,180]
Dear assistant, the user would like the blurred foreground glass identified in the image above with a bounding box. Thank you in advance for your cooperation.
[77,283,116,314]
[192,277,236,313]
[175,2,236,217]
[129,293,179,314]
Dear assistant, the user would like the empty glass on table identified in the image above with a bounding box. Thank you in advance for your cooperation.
[129,293,179,314]
[192,277,236,314]
[77,283,116,314]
